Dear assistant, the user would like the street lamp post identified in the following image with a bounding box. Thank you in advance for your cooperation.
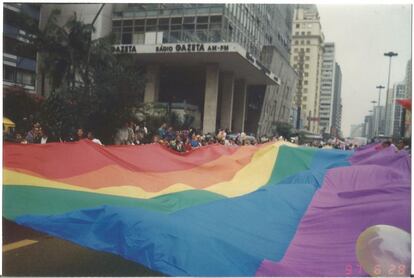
[383,51,398,136]
[375,85,385,135]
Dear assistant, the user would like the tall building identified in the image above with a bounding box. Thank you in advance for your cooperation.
[364,114,374,139]
[373,105,385,136]
[384,82,407,137]
[318,43,342,137]
[405,59,412,99]
[331,63,342,137]
[404,59,411,138]
[291,4,324,133]
[3,3,40,93]
[390,82,407,138]
[109,4,296,134]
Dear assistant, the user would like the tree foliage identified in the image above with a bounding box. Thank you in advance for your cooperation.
[3,86,43,133]
[33,9,145,143]
[273,121,293,138]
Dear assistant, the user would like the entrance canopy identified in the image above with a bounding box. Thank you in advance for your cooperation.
[112,42,280,86]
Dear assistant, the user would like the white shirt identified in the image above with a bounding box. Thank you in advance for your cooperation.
[41,136,48,144]
[92,138,103,145]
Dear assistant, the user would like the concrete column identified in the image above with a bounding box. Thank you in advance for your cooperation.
[220,72,235,130]
[202,64,220,134]
[144,64,160,103]
[232,79,247,132]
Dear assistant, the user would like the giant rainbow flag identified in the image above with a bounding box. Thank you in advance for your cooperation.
[3,140,411,276]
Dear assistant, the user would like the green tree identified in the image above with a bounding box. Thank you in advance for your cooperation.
[273,121,293,139]
[3,86,43,133]
[33,9,145,143]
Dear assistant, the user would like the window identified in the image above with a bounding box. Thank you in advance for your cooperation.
[305,64,309,69]
[306,40,310,44]
[304,80,308,85]
[307,31,311,35]
[122,33,132,44]
[16,70,34,86]
[183,17,195,23]
[305,56,310,61]
[306,48,310,53]
[210,16,222,23]
[3,66,15,82]
[300,40,304,45]
[146,18,157,25]
[301,31,305,35]
[296,24,300,28]
[197,16,208,23]
[123,20,133,26]
[295,32,299,35]
[171,17,182,24]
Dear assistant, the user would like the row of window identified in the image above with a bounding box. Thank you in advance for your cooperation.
[295,23,313,29]
[3,65,35,86]
[293,55,311,61]
[294,39,312,45]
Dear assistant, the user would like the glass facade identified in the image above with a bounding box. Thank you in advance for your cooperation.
[112,4,293,62]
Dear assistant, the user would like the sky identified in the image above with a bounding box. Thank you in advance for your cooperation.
[317,4,412,137]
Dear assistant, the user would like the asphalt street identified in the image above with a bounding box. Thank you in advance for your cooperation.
[2,218,163,276]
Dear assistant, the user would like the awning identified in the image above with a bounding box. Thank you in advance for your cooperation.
[112,43,280,86]
[3,117,15,127]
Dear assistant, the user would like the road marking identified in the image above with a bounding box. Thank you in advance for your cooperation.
[3,239,39,252]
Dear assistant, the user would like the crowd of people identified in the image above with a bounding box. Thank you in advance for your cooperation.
[113,122,261,152]
[4,120,410,155]
[3,122,102,145]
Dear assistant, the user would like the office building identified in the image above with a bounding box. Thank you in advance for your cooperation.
[33,4,298,135]
[388,82,407,138]
[110,4,296,134]
[319,43,342,137]
[363,114,374,139]
[331,63,342,137]
[291,4,324,134]
[3,3,40,93]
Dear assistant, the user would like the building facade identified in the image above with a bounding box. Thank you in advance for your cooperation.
[31,4,297,135]
[319,43,335,135]
[373,105,385,137]
[110,4,296,134]
[290,4,324,134]
[331,63,342,137]
[390,82,407,138]
[363,114,374,139]
[3,3,40,93]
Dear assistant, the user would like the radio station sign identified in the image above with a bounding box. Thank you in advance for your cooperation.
[111,43,280,85]
[111,43,230,54]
